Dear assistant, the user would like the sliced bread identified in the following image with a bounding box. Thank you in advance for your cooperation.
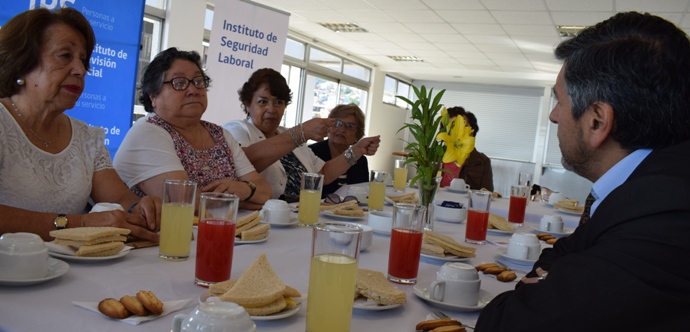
[76,241,125,257]
[240,223,270,241]
[235,212,261,236]
[424,230,476,258]
[220,253,286,307]
[243,296,286,316]
[355,268,407,305]
[49,227,130,241]
[54,235,127,246]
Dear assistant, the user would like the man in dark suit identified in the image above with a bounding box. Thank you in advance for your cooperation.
[476,12,690,331]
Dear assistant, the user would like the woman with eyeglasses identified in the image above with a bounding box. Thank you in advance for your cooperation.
[308,104,371,197]
[113,48,271,210]
[224,68,380,202]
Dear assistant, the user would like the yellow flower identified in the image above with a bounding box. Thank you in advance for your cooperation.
[436,116,475,166]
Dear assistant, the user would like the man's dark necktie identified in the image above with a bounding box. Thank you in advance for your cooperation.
[579,193,596,225]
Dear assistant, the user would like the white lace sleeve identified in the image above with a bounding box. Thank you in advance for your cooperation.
[89,126,113,172]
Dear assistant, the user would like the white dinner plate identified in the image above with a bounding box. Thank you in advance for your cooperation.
[495,247,537,265]
[48,247,131,262]
[413,281,493,312]
[555,207,583,216]
[530,225,574,238]
[320,210,367,220]
[199,291,302,320]
[543,202,555,208]
[421,253,470,263]
[235,237,269,245]
[265,218,299,227]
[353,297,402,311]
[372,228,391,236]
[0,258,69,286]
[486,228,514,235]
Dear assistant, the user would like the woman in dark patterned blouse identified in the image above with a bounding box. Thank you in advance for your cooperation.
[114,48,271,210]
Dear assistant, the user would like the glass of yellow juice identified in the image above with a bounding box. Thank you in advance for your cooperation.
[368,170,387,211]
[298,173,324,226]
[393,159,408,192]
[306,222,362,332]
[159,180,197,261]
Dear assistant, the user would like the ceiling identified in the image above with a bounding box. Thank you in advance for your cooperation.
[237,0,690,87]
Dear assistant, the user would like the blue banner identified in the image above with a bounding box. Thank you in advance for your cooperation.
[1,0,145,156]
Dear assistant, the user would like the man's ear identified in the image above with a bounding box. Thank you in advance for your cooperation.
[586,102,614,148]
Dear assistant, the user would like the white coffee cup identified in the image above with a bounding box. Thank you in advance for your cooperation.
[259,199,291,224]
[450,179,470,192]
[540,215,564,232]
[0,233,49,280]
[172,298,256,332]
[506,233,541,260]
[548,192,567,204]
[90,202,125,213]
[429,262,481,306]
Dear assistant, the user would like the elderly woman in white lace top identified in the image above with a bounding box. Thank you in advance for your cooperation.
[0,8,161,242]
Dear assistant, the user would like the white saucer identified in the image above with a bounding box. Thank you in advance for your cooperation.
[199,291,302,320]
[0,257,69,286]
[486,228,514,235]
[530,225,573,237]
[235,237,269,245]
[435,216,465,224]
[372,228,391,236]
[353,297,402,311]
[421,253,470,263]
[48,247,130,262]
[495,247,537,265]
[321,210,366,220]
[266,218,299,227]
[555,207,583,216]
[446,188,469,194]
[413,281,493,312]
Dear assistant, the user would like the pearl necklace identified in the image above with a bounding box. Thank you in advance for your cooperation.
[9,97,62,147]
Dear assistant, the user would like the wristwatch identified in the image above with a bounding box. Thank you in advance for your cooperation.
[242,180,256,201]
[54,214,68,230]
[344,146,358,166]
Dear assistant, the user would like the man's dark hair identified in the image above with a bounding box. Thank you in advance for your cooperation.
[465,111,479,137]
[555,11,690,150]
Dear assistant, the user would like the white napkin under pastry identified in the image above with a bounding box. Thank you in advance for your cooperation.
[72,299,194,325]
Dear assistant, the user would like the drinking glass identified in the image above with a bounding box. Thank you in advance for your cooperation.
[387,203,425,284]
[159,180,197,261]
[518,172,533,188]
[393,159,408,192]
[465,190,492,244]
[508,185,529,225]
[368,170,388,211]
[306,222,362,332]
[195,193,239,287]
[298,173,324,226]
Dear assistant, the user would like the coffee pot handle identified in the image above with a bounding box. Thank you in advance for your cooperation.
[172,313,187,332]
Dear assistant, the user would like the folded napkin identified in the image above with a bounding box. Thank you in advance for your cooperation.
[46,242,131,256]
[72,299,194,325]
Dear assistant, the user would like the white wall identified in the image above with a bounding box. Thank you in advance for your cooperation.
[162,0,206,54]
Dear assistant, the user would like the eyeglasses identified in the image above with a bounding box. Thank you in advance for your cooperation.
[163,76,210,91]
[333,119,358,131]
[324,194,359,205]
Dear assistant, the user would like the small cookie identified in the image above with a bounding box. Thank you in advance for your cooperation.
[536,233,551,240]
[497,270,517,282]
[431,325,466,332]
[136,290,164,315]
[482,266,507,275]
[120,295,149,316]
[98,298,131,319]
[546,238,558,245]
[474,263,499,272]
[416,318,461,330]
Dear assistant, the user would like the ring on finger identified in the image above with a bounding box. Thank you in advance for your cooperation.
[538,272,548,281]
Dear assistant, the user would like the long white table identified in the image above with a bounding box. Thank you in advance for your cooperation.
[0,186,580,332]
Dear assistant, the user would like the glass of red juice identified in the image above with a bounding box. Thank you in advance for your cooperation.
[387,203,426,284]
[465,190,492,244]
[508,185,529,225]
[195,192,239,287]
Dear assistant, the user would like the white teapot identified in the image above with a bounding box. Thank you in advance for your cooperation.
[172,298,256,332]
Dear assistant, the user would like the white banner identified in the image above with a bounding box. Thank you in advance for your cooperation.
[204,0,290,125]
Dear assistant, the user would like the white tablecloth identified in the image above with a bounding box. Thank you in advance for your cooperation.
[0,185,580,332]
